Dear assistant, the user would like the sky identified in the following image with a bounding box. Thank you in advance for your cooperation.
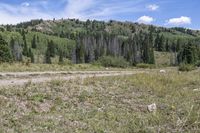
[0,0,199,29]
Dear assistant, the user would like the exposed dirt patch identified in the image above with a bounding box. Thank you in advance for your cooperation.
[0,71,145,87]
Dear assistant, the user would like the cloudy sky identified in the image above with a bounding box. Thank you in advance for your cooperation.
[0,0,199,29]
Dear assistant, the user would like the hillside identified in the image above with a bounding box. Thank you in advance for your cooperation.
[0,19,200,66]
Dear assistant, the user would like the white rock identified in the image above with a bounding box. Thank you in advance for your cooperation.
[159,70,166,73]
[193,88,200,92]
[147,103,157,112]
[105,68,109,70]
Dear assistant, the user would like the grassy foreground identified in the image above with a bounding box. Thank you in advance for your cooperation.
[0,63,105,72]
[0,69,200,132]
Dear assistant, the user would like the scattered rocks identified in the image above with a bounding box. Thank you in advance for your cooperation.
[147,103,157,112]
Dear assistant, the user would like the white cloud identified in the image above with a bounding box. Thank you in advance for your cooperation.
[166,16,191,26]
[137,16,154,24]
[63,0,145,20]
[147,4,159,11]
[0,0,152,24]
[0,2,52,24]
[64,0,95,19]
[21,2,30,7]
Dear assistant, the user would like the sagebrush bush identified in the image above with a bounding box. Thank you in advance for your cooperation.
[195,61,200,67]
[136,63,155,69]
[97,56,129,68]
[178,64,196,72]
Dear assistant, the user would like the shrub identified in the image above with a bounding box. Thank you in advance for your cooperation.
[136,63,155,69]
[97,56,129,68]
[195,61,200,67]
[178,64,196,72]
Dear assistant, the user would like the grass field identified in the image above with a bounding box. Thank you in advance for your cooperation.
[0,63,105,72]
[0,68,199,132]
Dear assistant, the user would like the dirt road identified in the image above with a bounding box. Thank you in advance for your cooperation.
[0,71,145,87]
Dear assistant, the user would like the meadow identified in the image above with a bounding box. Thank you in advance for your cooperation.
[0,68,199,132]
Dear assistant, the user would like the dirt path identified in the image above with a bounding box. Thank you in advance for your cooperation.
[0,71,145,87]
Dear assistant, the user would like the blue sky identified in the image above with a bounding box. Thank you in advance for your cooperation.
[0,0,199,29]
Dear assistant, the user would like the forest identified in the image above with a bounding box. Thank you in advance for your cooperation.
[0,19,200,67]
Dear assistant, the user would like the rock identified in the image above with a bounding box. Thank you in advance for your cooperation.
[147,103,157,112]
[193,88,200,92]
[159,70,166,73]
[105,68,109,70]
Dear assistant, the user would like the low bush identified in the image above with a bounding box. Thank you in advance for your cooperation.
[136,63,155,69]
[97,56,129,68]
[178,64,196,72]
[195,61,200,67]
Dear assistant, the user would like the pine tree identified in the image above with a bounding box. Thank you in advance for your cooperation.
[48,40,56,57]
[176,39,181,52]
[142,34,150,64]
[165,39,170,52]
[59,51,64,64]
[22,35,29,56]
[45,43,52,64]
[0,35,13,63]
[149,32,155,64]
[178,41,198,64]
[154,33,160,51]
[31,35,37,49]
[28,48,34,63]
[158,34,165,51]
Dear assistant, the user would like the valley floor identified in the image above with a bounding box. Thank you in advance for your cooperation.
[0,70,144,87]
[0,68,199,132]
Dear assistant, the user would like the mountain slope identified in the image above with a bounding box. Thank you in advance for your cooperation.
[0,19,199,66]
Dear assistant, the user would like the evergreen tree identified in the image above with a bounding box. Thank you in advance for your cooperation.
[22,35,29,56]
[158,34,165,51]
[154,33,160,50]
[28,48,34,63]
[45,43,52,64]
[0,35,13,62]
[143,35,150,63]
[31,35,37,49]
[178,41,198,64]
[48,40,56,57]
[149,32,155,64]
[176,39,181,52]
[37,36,40,43]
[142,33,155,64]
[59,51,64,64]
[165,39,170,52]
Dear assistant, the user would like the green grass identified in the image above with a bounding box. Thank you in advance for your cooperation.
[0,62,143,72]
[154,51,171,67]
[0,68,199,132]
[0,63,106,72]
[179,64,197,72]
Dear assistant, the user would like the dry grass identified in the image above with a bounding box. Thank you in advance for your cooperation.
[0,63,104,72]
[155,51,171,67]
[0,63,139,72]
[0,68,199,132]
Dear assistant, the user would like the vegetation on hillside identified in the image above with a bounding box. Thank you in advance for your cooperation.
[0,19,200,67]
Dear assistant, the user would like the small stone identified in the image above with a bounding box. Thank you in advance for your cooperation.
[193,88,200,92]
[159,70,166,73]
[147,103,157,112]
